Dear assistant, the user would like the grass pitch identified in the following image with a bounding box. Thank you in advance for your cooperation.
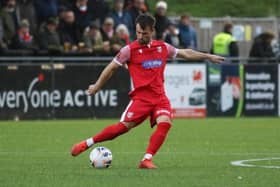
[0,118,280,187]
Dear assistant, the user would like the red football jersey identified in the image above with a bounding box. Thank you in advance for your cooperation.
[114,40,177,100]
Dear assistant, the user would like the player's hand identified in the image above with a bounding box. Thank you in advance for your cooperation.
[207,54,225,64]
[87,84,99,95]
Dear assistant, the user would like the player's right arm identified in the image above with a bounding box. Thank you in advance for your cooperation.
[87,61,120,95]
[87,45,130,95]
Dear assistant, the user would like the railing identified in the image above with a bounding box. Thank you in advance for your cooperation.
[0,56,279,64]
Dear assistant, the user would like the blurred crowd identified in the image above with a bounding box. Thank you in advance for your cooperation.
[0,0,194,56]
[0,0,278,60]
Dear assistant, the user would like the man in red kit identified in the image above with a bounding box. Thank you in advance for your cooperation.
[71,14,224,169]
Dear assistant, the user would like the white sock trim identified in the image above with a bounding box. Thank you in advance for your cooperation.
[86,138,94,147]
[144,153,153,160]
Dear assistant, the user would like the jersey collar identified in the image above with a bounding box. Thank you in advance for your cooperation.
[147,40,153,48]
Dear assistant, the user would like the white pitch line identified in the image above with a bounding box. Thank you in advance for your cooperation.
[231,158,280,169]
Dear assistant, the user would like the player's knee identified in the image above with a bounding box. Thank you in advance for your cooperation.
[122,121,136,130]
[156,115,172,124]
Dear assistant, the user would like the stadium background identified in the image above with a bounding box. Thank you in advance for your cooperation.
[1,1,280,187]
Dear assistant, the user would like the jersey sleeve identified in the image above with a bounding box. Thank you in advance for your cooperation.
[113,45,130,66]
[164,42,178,59]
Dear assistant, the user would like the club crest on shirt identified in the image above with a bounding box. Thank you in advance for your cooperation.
[138,49,143,54]
[127,112,134,118]
[157,46,162,53]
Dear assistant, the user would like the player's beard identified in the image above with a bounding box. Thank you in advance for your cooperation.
[138,38,150,45]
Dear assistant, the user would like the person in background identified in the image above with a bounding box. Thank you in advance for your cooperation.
[154,0,169,40]
[115,23,130,45]
[109,0,133,37]
[100,17,122,55]
[10,19,35,50]
[88,0,110,26]
[83,21,110,55]
[124,0,148,11]
[57,9,81,52]
[164,21,181,48]
[0,17,8,52]
[38,17,62,53]
[0,0,20,46]
[211,22,239,58]
[17,0,37,36]
[34,0,58,25]
[249,31,275,62]
[178,14,197,49]
[73,0,93,35]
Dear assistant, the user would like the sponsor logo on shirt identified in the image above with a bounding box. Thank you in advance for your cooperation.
[142,60,163,69]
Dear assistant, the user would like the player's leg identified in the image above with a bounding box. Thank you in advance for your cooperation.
[138,115,171,169]
[71,121,135,156]
[71,100,150,157]
[139,97,172,169]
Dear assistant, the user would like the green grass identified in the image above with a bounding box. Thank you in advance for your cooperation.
[0,118,280,187]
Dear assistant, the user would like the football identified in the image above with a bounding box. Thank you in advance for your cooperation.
[89,147,113,168]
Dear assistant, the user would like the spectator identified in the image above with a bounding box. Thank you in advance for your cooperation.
[115,23,130,45]
[88,0,110,26]
[10,19,35,50]
[154,0,169,40]
[211,22,239,58]
[17,0,37,36]
[73,0,93,35]
[57,0,74,7]
[83,22,110,55]
[0,17,8,52]
[100,17,122,55]
[38,17,62,53]
[109,0,133,37]
[57,5,67,21]
[249,31,275,61]
[178,14,197,49]
[164,21,181,48]
[34,0,58,25]
[124,0,133,10]
[0,0,20,46]
[57,10,81,52]
[124,0,148,11]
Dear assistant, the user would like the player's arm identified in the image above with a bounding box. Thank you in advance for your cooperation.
[176,49,225,64]
[87,61,120,95]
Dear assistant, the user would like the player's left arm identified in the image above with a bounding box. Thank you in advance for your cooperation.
[176,49,225,64]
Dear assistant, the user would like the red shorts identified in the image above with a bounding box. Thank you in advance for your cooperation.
[120,95,172,127]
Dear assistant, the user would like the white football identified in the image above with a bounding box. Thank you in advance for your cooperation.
[89,147,113,168]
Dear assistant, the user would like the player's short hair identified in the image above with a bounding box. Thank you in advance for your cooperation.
[135,14,156,30]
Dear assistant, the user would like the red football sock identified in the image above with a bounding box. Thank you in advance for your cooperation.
[146,122,171,156]
[93,122,129,143]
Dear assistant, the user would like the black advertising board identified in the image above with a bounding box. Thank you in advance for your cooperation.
[207,63,243,117]
[243,64,278,116]
[207,63,278,117]
[0,64,130,119]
